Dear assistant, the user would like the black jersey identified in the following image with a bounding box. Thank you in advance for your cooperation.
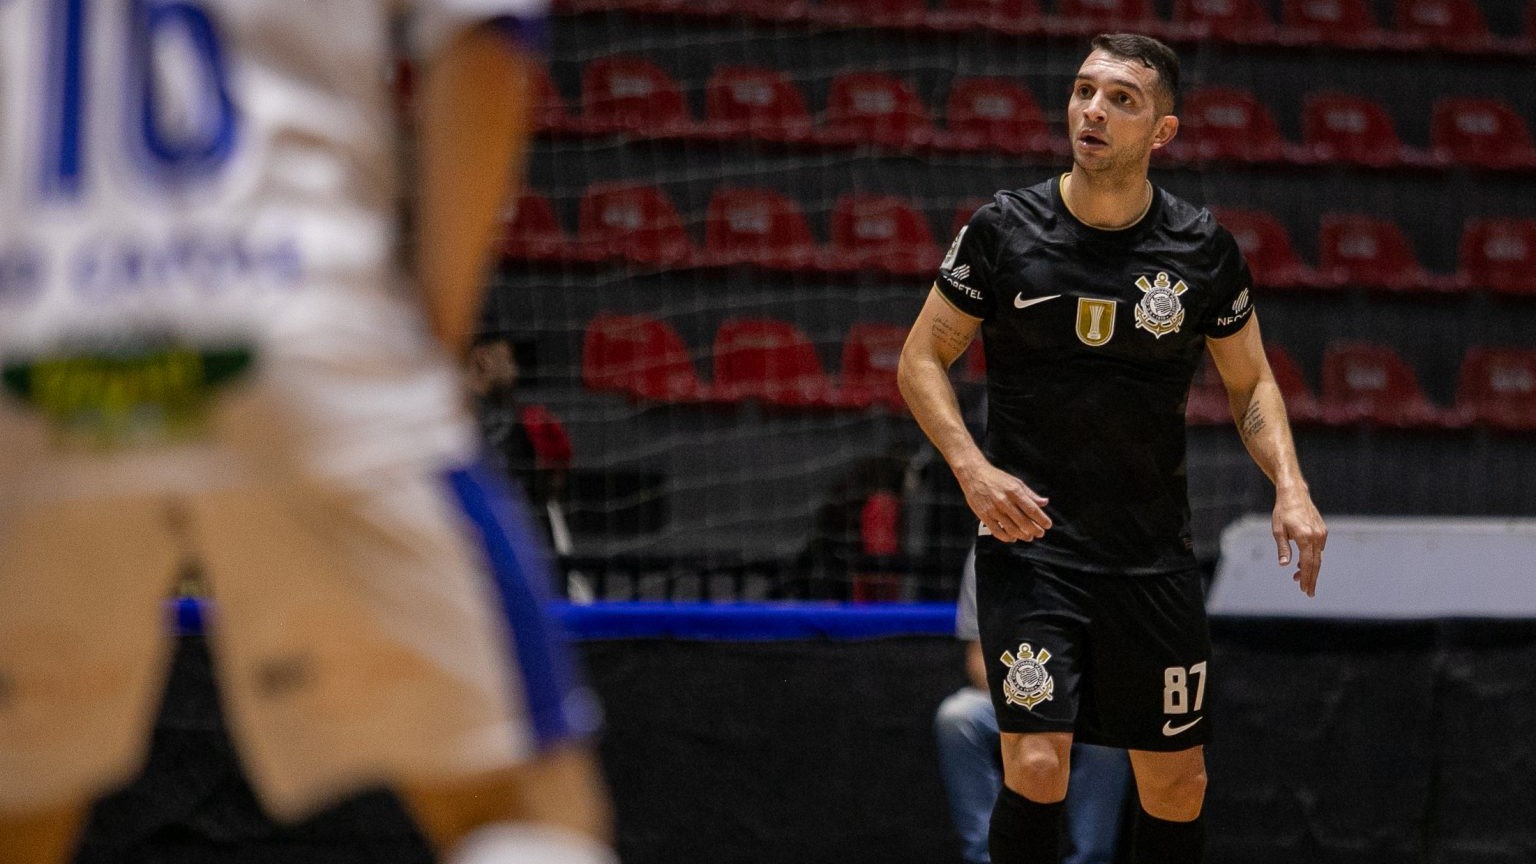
[935,175,1255,574]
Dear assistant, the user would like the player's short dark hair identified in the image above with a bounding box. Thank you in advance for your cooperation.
[1090,32,1180,115]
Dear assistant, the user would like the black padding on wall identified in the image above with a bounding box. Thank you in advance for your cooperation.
[73,622,1536,864]
[585,637,968,864]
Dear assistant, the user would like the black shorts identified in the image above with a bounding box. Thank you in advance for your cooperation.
[975,545,1211,751]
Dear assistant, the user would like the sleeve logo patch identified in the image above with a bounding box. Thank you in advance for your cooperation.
[940,225,968,272]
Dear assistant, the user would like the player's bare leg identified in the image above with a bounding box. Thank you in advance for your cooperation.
[1000,731,1072,802]
[1128,747,1207,863]
[401,744,614,864]
[990,731,1072,863]
[0,805,84,864]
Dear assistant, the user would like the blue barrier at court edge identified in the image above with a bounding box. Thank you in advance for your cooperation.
[170,597,958,641]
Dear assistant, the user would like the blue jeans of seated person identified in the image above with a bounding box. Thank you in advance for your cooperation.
[934,687,1132,864]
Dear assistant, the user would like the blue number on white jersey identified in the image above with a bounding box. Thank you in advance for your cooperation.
[38,0,240,199]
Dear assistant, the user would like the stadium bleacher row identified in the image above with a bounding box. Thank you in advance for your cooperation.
[492,0,1536,572]
[502,183,1536,294]
[528,57,1536,170]
[581,310,1536,430]
[553,0,1536,56]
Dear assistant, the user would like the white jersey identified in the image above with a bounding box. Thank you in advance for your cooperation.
[0,0,544,504]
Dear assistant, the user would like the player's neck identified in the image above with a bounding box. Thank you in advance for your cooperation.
[1060,170,1153,231]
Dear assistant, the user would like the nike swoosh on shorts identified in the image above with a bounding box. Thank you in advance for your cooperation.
[1162,717,1203,736]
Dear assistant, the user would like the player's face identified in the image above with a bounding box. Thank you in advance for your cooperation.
[1068,51,1174,175]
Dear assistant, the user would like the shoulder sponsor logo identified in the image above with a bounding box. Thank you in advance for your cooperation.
[1162,717,1203,736]
[1214,285,1255,328]
[1076,297,1116,346]
[1134,272,1188,339]
[943,272,984,301]
[951,264,971,280]
[1014,293,1060,310]
[940,225,967,271]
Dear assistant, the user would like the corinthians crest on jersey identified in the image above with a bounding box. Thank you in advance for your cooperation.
[999,642,1055,710]
[1133,272,1188,339]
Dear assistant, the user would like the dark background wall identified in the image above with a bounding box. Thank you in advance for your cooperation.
[77,620,1536,864]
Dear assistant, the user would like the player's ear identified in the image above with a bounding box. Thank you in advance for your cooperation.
[1150,114,1178,150]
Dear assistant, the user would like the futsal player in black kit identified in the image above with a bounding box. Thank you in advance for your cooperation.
[898,34,1327,864]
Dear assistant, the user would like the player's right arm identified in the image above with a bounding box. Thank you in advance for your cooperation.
[414,21,541,359]
[897,289,1050,543]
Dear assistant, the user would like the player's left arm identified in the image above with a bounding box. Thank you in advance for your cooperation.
[414,22,540,359]
[1207,313,1327,596]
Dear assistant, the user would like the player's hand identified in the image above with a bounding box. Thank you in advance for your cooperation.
[956,460,1051,543]
[1273,490,1326,597]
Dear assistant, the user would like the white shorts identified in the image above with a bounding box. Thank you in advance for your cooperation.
[0,463,598,821]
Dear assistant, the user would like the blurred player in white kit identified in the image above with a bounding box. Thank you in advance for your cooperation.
[0,1,614,862]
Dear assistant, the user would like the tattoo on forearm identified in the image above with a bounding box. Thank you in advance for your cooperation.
[1240,403,1267,440]
[931,317,969,354]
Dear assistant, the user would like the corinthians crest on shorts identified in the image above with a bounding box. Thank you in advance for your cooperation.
[1133,272,1188,339]
[999,643,1055,710]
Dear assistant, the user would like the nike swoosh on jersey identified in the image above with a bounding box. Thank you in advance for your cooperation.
[1162,717,1203,736]
[1014,293,1062,309]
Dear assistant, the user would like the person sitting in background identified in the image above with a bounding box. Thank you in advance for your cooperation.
[936,546,1133,864]
[469,334,573,545]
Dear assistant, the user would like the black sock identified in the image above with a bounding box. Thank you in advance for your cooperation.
[987,785,1064,864]
[1133,807,1206,864]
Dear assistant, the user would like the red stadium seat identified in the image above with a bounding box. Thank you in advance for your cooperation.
[1456,348,1536,431]
[702,66,815,144]
[962,338,987,382]
[702,186,821,272]
[1265,344,1322,425]
[1172,0,1277,42]
[1209,207,1324,290]
[1055,0,1157,29]
[1188,345,1319,426]
[1395,0,1493,50]
[951,197,993,238]
[518,404,574,470]
[582,313,718,403]
[712,318,855,409]
[1429,98,1536,170]
[841,322,911,412]
[934,0,1043,32]
[1458,218,1536,295]
[859,490,902,556]
[529,63,574,134]
[499,193,595,263]
[1279,0,1385,47]
[1174,87,1296,164]
[578,182,696,267]
[826,194,942,276]
[1318,214,1444,292]
[822,72,936,150]
[579,56,695,138]
[1302,92,1426,167]
[1319,342,1451,428]
[813,0,928,27]
[937,77,1052,156]
[1185,353,1231,426]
